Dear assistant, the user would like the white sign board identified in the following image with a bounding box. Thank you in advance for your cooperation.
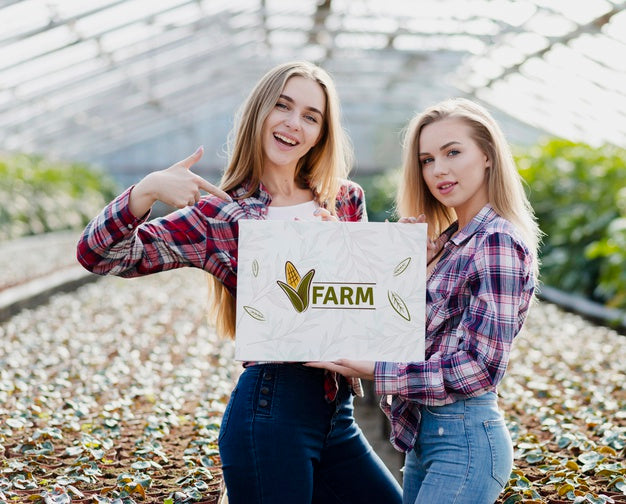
[235,221,427,362]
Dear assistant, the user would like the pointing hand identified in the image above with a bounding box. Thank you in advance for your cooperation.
[130,147,232,217]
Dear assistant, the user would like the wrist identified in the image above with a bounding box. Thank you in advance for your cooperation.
[134,172,160,203]
[128,174,159,218]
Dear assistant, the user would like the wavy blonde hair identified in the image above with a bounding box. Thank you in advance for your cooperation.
[397,97,541,278]
[209,61,353,339]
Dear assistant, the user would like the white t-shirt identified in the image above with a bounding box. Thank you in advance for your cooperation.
[266,200,320,221]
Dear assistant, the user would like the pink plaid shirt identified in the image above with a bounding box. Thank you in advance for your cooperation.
[375,205,535,452]
[77,179,367,399]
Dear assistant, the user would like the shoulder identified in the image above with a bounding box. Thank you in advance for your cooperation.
[333,179,367,222]
[481,215,528,250]
[472,216,533,271]
[195,193,248,221]
[335,179,365,205]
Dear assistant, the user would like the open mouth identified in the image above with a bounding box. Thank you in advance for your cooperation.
[439,182,456,190]
[274,132,299,146]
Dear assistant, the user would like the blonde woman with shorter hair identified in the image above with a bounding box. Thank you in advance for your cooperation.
[77,61,402,504]
[309,98,540,504]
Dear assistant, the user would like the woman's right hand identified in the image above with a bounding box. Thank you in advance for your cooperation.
[129,147,232,218]
[398,214,445,264]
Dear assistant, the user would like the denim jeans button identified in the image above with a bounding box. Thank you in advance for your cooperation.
[259,399,269,408]
[263,373,273,381]
[261,387,270,395]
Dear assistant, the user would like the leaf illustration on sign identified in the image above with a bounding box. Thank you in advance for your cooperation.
[243,306,265,321]
[393,257,411,276]
[277,261,315,313]
[252,259,259,277]
[387,290,411,321]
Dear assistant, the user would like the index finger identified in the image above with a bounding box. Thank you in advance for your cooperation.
[179,146,204,169]
[197,176,233,202]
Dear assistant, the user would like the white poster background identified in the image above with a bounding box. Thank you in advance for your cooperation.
[235,221,427,362]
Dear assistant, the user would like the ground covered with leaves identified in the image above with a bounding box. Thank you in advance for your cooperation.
[496,303,625,504]
[1,269,238,503]
[1,265,625,503]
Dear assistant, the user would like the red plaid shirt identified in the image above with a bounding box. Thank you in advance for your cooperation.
[77,179,367,400]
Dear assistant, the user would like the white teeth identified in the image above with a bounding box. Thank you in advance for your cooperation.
[274,133,297,145]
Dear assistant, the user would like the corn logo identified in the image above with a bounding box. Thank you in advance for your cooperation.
[277,261,316,313]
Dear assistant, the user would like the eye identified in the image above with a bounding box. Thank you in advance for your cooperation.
[447,149,460,157]
[420,157,433,166]
[304,114,319,123]
[276,102,289,110]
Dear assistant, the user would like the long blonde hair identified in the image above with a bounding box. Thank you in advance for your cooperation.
[397,97,541,277]
[209,61,353,339]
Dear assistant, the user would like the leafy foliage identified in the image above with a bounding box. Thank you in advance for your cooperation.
[355,170,401,223]
[515,139,626,310]
[0,154,119,241]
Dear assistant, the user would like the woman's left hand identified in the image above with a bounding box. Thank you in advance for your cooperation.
[305,359,375,380]
[313,208,338,222]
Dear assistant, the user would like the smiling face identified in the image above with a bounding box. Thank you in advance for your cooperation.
[418,117,490,228]
[261,75,326,174]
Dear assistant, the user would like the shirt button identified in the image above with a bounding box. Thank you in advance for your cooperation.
[258,399,269,408]
[127,224,133,230]
[260,387,269,395]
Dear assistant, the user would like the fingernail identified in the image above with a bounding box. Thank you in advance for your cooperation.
[313,208,321,215]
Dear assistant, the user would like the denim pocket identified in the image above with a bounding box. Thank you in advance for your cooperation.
[422,406,465,439]
[218,386,238,444]
[483,419,513,488]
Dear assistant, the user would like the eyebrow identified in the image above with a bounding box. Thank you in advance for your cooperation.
[419,140,461,156]
[279,94,324,117]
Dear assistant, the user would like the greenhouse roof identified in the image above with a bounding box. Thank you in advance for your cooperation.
[1,0,625,179]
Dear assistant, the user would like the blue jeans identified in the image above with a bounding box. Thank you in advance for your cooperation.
[219,363,402,504]
[403,392,512,504]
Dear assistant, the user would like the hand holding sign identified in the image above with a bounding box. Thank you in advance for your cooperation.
[129,147,232,217]
[399,214,446,263]
[305,359,375,380]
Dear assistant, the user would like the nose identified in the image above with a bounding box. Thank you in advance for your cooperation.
[284,110,301,130]
[432,159,448,176]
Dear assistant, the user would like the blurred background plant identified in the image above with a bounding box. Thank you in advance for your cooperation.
[0,154,119,241]
[516,139,626,311]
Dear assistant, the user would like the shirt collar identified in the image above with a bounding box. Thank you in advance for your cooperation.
[447,204,498,245]
[233,180,273,207]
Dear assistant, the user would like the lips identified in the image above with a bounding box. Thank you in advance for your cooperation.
[437,181,457,194]
[273,132,299,146]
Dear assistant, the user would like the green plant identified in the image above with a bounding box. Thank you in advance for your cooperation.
[355,170,401,223]
[515,138,626,310]
[0,154,119,240]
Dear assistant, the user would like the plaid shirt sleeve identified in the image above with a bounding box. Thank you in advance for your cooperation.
[334,180,368,222]
[76,186,240,295]
[375,229,534,451]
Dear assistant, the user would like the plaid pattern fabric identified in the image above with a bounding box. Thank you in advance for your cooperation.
[374,205,535,452]
[77,179,367,400]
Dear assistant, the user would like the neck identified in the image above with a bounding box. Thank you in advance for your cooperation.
[261,171,296,195]
[262,169,312,206]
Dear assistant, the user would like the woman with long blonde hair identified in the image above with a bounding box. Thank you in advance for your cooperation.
[77,61,402,504]
[309,98,540,503]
